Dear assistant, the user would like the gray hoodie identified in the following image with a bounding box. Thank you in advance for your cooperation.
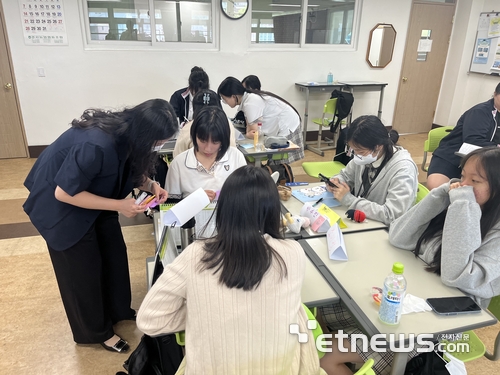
[335,147,418,225]
[389,181,500,309]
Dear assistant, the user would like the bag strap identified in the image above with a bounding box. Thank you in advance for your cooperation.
[282,163,294,183]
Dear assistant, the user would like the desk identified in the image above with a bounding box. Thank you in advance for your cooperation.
[150,211,339,307]
[237,139,299,166]
[295,81,388,154]
[158,139,176,156]
[281,182,387,237]
[299,230,497,375]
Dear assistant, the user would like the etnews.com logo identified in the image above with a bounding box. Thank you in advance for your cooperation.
[290,321,471,354]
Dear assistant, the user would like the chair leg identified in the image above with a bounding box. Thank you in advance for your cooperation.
[421,152,428,172]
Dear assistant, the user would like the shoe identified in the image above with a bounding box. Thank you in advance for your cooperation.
[100,338,130,353]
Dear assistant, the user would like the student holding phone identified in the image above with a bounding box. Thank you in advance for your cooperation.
[325,115,418,226]
[390,146,500,309]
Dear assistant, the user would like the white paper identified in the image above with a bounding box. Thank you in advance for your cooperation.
[161,188,210,227]
[456,142,482,157]
[417,39,432,52]
[300,202,331,233]
[327,223,347,261]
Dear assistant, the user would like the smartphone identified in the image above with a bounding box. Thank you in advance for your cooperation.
[426,296,482,316]
[318,173,338,189]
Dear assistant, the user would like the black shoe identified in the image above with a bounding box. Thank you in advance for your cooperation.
[100,338,129,353]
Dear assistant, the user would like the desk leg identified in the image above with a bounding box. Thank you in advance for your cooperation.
[378,86,385,119]
[303,88,310,151]
[390,351,408,375]
[254,156,262,167]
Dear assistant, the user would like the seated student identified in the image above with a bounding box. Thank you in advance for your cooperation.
[390,146,500,309]
[170,66,209,126]
[137,165,325,374]
[218,76,304,164]
[427,82,500,190]
[326,115,418,226]
[173,90,236,158]
[166,106,246,201]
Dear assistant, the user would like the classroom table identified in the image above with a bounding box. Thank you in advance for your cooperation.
[281,182,387,237]
[295,81,388,154]
[299,230,497,375]
[149,211,339,307]
[158,139,176,156]
[237,138,300,166]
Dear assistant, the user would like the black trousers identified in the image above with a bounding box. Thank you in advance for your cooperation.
[48,211,135,344]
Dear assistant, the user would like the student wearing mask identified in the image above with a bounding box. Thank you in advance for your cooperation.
[427,82,500,190]
[218,76,304,164]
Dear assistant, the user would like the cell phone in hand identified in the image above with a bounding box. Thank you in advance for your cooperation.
[318,173,338,189]
[426,296,481,316]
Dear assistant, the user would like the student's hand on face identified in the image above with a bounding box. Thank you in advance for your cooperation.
[449,182,462,191]
[120,198,146,218]
[332,180,350,201]
[205,190,217,202]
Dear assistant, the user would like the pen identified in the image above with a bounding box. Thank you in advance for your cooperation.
[142,195,156,205]
[313,197,323,207]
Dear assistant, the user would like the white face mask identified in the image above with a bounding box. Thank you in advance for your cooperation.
[152,143,165,152]
[352,150,379,165]
[444,352,467,375]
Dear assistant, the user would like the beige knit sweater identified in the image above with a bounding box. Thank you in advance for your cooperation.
[137,235,324,375]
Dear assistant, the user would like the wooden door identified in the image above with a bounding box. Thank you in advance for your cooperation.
[392,1,455,134]
[0,4,28,158]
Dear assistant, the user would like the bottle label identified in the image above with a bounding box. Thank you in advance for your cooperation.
[379,287,405,325]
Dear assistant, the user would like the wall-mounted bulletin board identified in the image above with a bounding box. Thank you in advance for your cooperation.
[469,12,500,75]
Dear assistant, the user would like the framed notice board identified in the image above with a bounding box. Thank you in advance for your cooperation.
[469,12,500,75]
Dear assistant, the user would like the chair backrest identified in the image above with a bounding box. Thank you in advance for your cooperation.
[424,126,453,153]
[354,358,375,375]
[302,304,325,359]
[488,295,500,320]
[415,183,430,204]
[323,98,338,116]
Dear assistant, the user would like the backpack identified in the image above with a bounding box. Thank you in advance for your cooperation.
[404,350,449,375]
[263,162,294,185]
[329,90,354,134]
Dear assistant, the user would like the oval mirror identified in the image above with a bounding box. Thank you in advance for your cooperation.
[221,0,249,20]
[366,24,396,68]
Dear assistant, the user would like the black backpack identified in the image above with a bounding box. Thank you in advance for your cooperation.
[329,89,354,133]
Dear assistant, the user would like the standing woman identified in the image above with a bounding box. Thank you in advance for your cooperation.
[326,115,418,226]
[23,99,178,352]
[218,76,304,163]
[170,66,210,126]
[138,166,325,374]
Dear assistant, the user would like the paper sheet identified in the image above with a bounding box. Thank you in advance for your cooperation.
[161,188,210,227]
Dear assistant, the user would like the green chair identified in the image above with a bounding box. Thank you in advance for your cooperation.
[421,126,453,172]
[414,183,429,205]
[175,331,185,346]
[303,304,325,359]
[245,152,289,165]
[354,358,375,375]
[302,161,345,179]
[308,98,338,156]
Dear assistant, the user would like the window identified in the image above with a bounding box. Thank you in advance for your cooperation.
[251,0,357,46]
[84,0,214,47]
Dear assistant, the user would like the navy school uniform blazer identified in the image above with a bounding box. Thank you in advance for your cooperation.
[23,127,133,251]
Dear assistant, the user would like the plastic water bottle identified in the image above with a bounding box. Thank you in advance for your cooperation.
[327,71,334,84]
[256,122,264,151]
[379,262,407,325]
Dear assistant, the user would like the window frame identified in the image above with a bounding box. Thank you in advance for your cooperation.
[248,0,362,51]
[79,0,219,51]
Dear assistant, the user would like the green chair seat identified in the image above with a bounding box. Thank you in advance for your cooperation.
[302,161,345,179]
[422,126,453,172]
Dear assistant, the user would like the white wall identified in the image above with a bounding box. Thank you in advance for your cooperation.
[435,0,500,127]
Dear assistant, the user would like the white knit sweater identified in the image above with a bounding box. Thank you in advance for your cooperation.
[137,235,324,375]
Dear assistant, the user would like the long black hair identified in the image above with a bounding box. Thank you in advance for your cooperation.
[217,76,301,120]
[188,66,209,95]
[242,75,261,91]
[190,106,230,162]
[200,165,287,290]
[71,99,178,186]
[415,146,500,274]
[347,115,399,169]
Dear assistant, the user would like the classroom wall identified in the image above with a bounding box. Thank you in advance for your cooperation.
[4,0,495,145]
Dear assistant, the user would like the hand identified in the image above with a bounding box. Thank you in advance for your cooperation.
[331,179,350,201]
[449,182,462,191]
[205,190,217,202]
[151,183,168,204]
[325,177,339,193]
[118,198,146,218]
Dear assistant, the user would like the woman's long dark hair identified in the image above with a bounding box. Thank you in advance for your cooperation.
[415,147,500,274]
[188,66,209,95]
[347,115,399,170]
[71,99,178,186]
[217,76,301,120]
[200,165,287,290]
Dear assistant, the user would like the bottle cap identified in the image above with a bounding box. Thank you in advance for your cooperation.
[392,262,404,274]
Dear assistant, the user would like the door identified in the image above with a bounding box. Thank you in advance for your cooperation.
[392,1,455,134]
[0,4,28,158]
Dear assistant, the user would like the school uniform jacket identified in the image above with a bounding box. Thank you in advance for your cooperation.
[23,127,132,251]
[169,87,190,125]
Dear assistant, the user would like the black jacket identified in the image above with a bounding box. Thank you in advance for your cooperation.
[433,98,498,166]
[169,87,190,125]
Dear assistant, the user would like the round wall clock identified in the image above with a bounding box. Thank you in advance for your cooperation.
[221,0,248,20]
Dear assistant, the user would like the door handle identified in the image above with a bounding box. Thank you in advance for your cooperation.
[402,77,408,82]
[4,83,12,89]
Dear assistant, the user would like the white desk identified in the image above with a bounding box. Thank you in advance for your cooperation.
[295,81,388,154]
[158,139,176,156]
[281,182,387,237]
[150,212,338,307]
[236,139,299,167]
[299,230,497,375]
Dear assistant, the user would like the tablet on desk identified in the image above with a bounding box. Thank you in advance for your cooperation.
[426,296,481,316]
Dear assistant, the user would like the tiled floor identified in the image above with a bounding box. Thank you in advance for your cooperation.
[0,134,498,375]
